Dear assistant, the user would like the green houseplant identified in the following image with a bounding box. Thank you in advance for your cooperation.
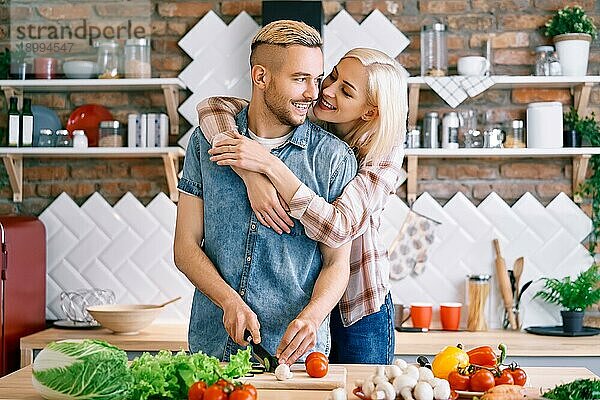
[543,5,597,76]
[534,264,600,332]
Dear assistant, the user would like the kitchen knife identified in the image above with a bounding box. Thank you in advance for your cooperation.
[244,330,278,372]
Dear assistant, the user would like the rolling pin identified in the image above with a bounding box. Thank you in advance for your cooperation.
[493,239,517,329]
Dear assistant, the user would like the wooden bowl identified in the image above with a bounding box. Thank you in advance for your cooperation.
[86,304,164,334]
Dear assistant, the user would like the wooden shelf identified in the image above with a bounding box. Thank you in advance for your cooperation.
[406,75,598,127]
[0,147,185,203]
[0,78,186,137]
[405,147,600,204]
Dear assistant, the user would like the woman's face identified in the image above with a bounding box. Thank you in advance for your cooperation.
[313,57,375,132]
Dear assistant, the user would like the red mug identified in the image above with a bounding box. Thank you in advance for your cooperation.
[410,303,433,329]
[440,302,462,331]
[34,57,59,79]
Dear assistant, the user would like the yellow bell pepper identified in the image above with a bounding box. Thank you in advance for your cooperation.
[431,345,469,379]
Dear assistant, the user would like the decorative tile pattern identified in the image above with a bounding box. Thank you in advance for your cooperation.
[39,192,194,323]
[380,191,594,329]
[177,9,410,147]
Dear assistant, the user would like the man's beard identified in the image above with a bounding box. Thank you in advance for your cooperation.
[264,82,309,127]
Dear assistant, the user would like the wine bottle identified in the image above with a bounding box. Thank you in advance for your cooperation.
[8,97,20,147]
[21,98,33,147]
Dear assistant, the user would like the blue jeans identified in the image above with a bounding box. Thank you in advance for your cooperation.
[329,293,395,364]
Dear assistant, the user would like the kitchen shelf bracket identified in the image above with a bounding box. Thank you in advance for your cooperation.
[408,83,421,128]
[573,82,594,117]
[2,155,23,202]
[162,152,179,202]
[162,84,180,137]
[406,156,418,205]
[573,154,591,203]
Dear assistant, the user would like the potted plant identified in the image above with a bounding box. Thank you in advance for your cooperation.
[543,5,597,76]
[534,264,600,333]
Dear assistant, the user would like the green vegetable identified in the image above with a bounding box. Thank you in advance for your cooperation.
[32,339,132,400]
[543,378,600,400]
[128,347,252,400]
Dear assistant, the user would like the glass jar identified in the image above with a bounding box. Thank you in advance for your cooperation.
[124,38,151,78]
[466,274,491,331]
[548,51,562,76]
[54,129,72,147]
[421,22,447,77]
[95,40,121,79]
[534,45,553,76]
[37,129,54,147]
[505,120,525,148]
[72,129,88,148]
[98,121,124,147]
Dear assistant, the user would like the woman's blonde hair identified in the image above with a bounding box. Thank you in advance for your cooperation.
[336,48,407,164]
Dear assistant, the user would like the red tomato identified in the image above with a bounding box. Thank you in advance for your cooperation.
[306,357,328,378]
[494,369,515,386]
[509,368,527,386]
[203,385,227,400]
[470,369,495,392]
[447,370,470,391]
[305,351,328,365]
[188,381,207,400]
[229,389,255,400]
[240,384,258,399]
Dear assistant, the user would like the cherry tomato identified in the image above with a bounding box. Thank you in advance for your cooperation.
[305,351,328,365]
[447,370,470,391]
[494,369,515,386]
[213,379,234,393]
[203,385,227,400]
[509,367,527,386]
[188,381,207,400]
[240,384,258,399]
[470,369,495,392]
[306,357,328,378]
[229,389,255,400]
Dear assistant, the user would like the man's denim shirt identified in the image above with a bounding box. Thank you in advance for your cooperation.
[178,107,357,361]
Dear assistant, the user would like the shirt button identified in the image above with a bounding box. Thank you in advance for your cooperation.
[251,223,256,230]
[247,256,251,262]
[240,289,245,296]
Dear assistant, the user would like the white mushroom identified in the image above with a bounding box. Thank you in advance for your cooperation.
[400,386,415,400]
[405,365,420,381]
[363,380,376,398]
[327,387,347,400]
[376,381,396,400]
[433,380,451,400]
[431,378,445,388]
[274,363,293,380]
[385,364,403,380]
[375,366,386,377]
[393,358,408,371]
[418,367,435,385]
[413,381,434,400]
[370,390,386,400]
[393,375,418,395]
[373,375,388,386]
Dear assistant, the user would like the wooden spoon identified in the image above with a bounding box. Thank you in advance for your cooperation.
[513,257,525,299]
[154,296,182,308]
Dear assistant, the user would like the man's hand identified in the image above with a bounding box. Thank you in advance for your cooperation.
[222,296,261,346]
[242,171,294,234]
[276,316,319,365]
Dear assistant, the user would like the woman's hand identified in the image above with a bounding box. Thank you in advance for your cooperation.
[242,171,294,234]
[208,133,274,174]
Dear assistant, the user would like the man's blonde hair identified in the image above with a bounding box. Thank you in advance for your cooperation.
[250,20,322,66]
[335,48,407,164]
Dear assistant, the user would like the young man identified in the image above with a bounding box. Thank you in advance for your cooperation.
[174,20,357,365]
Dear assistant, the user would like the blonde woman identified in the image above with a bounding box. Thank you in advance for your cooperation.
[200,48,407,364]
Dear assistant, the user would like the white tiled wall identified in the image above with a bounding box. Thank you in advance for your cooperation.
[380,192,594,329]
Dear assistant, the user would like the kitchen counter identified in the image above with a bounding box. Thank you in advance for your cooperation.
[20,324,599,367]
[0,365,597,400]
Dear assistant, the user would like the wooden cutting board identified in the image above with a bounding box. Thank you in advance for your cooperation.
[243,364,346,390]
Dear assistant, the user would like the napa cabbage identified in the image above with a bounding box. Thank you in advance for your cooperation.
[32,339,132,400]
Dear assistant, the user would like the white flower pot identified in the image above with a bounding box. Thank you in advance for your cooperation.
[554,33,592,76]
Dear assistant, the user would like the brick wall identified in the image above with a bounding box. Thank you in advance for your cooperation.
[0,1,598,214]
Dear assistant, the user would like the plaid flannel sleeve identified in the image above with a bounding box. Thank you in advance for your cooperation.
[289,146,406,248]
[196,96,249,144]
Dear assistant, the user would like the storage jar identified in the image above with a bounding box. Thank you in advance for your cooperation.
[421,22,447,77]
[99,121,124,147]
[526,102,563,148]
[125,38,151,78]
[95,40,121,79]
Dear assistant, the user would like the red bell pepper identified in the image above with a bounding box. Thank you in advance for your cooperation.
[467,343,506,368]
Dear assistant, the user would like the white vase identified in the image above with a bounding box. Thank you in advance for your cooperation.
[554,33,592,76]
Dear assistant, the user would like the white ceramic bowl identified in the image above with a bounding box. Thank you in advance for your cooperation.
[63,61,97,79]
[86,304,163,334]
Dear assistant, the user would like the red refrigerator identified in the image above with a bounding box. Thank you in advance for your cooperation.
[0,216,46,377]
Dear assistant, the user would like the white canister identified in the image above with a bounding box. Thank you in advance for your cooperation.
[442,111,459,149]
[526,102,563,148]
